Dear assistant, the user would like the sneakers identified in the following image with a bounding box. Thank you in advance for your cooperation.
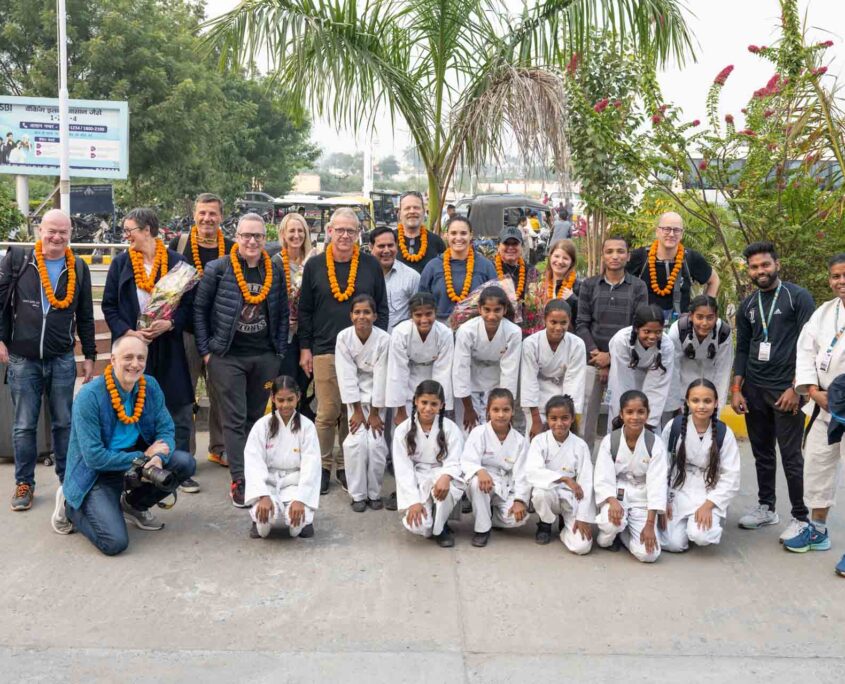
[10,482,34,511]
[336,469,348,492]
[249,522,261,539]
[738,504,779,530]
[836,554,845,577]
[51,486,74,535]
[784,522,831,553]
[121,494,164,531]
[535,521,552,545]
[207,452,229,468]
[299,523,315,538]
[434,523,455,548]
[779,518,806,544]
[230,479,246,508]
[351,500,367,513]
[472,530,490,547]
[384,492,398,511]
[320,469,331,495]
[180,477,200,494]
[367,497,384,511]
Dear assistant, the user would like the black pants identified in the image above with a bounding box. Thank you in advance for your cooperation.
[279,334,315,422]
[744,381,808,520]
[207,351,281,481]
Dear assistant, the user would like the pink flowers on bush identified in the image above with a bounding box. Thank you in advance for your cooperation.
[741,128,756,136]
[714,65,734,85]
[566,53,580,76]
[754,74,783,99]
[593,98,609,113]
[817,40,834,48]
[725,113,735,124]
[812,66,828,76]
[691,119,700,127]
[651,114,663,124]
[698,160,709,171]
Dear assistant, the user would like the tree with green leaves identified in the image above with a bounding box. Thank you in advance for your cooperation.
[206,0,694,230]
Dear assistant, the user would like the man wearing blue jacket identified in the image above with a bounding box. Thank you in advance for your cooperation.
[52,335,195,555]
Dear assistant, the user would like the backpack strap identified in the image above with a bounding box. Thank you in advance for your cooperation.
[643,428,655,457]
[716,318,732,345]
[715,419,727,450]
[2,246,29,312]
[667,414,684,456]
[677,313,691,343]
[611,427,654,461]
[177,231,189,255]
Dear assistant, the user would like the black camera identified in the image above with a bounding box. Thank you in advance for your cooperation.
[124,455,178,493]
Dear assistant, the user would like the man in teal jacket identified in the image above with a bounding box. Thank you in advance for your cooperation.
[53,335,195,555]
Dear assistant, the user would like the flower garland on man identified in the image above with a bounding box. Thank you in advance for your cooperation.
[394,191,446,273]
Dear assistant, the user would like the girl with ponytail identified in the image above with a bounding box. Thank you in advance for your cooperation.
[607,303,675,429]
[392,380,465,547]
[659,379,740,552]
[244,376,321,541]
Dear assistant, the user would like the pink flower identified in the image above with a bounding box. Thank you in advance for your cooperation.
[714,65,734,85]
[658,104,669,113]
[763,109,774,118]
[812,66,828,76]
[566,53,580,76]
[741,128,756,136]
[593,98,609,113]
[725,113,735,124]
[691,119,700,127]
[748,45,761,53]
[651,114,663,124]
[817,40,834,48]
[741,108,747,114]
[612,100,622,108]
[698,160,709,171]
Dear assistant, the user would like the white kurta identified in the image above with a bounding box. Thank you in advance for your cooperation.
[607,326,675,427]
[335,325,390,408]
[386,319,454,411]
[525,431,595,523]
[666,319,733,412]
[520,330,587,415]
[452,316,522,398]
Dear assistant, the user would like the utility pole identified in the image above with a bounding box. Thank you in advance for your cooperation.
[57,0,71,213]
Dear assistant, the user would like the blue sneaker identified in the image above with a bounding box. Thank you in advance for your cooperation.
[783,522,831,553]
[836,554,845,577]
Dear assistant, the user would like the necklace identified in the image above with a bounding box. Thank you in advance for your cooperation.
[129,240,168,292]
[495,253,525,297]
[104,364,146,424]
[547,269,576,299]
[326,243,360,302]
[230,244,273,305]
[281,247,293,295]
[647,240,685,296]
[35,241,75,309]
[190,225,225,274]
[443,248,475,303]
[398,224,427,262]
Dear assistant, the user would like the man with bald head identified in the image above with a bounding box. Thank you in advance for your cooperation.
[0,209,96,512]
[627,212,720,323]
[53,335,195,555]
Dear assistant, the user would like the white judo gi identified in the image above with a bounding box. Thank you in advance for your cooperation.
[607,326,675,429]
[665,319,733,412]
[244,412,322,538]
[386,319,454,411]
[594,430,668,562]
[795,298,845,510]
[393,416,465,537]
[335,325,391,502]
[659,421,741,551]
[520,330,586,425]
[461,422,530,533]
[526,431,595,554]
[452,316,522,430]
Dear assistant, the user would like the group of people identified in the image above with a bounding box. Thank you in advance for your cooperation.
[1,194,843,576]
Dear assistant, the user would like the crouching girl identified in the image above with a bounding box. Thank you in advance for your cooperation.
[461,389,530,548]
[244,376,321,539]
[594,390,668,562]
[660,379,740,552]
[526,395,594,554]
[393,380,465,548]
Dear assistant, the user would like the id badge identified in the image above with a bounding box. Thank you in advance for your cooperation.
[616,487,625,502]
[758,342,771,362]
[819,350,833,373]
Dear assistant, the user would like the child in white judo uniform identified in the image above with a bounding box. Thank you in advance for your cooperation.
[526,395,594,553]
[461,388,530,547]
[393,379,465,548]
[594,389,668,562]
[453,286,522,434]
[335,294,391,512]
[244,376,321,539]
[521,300,586,438]
[660,379,740,552]
[666,296,733,415]
[607,304,674,430]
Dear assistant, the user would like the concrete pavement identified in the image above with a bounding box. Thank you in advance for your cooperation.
[1,435,844,683]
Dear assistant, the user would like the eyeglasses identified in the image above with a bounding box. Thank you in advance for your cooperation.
[332,228,359,236]
[122,226,145,238]
[658,226,684,235]
[237,232,266,242]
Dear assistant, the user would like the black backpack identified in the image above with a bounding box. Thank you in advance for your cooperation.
[677,313,731,359]
[609,427,655,462]
[666,414,727,457]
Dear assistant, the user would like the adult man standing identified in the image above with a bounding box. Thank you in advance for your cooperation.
[299,208,389,494]
[576,235,648,452]
[168,193,234,468]
[395,191,446,273]
[784,254,845,568]
[0,209,96,511]
[627,212,719,323]
[732,241,814,541]
[194,213,289,507]
[369,226,420,333]
[551,209,572,243]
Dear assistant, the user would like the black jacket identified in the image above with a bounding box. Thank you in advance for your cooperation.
[0,246,96,360]
[193,253,289,358]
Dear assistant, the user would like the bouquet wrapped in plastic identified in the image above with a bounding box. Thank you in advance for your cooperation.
[447,277,522,331]
[138,261,201,330]
[519,280,548,335]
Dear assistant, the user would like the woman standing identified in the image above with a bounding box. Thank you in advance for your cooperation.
[101,208,197,491]
[543,239,580,327]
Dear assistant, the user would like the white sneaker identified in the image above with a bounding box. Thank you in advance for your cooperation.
[50,486,74,535]
[121,493,164,531]
[779,518,807,544]
[738,504,780,529]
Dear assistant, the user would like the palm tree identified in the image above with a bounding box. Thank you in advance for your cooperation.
[206,0,694,228]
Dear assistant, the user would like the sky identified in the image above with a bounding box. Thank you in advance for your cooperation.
[204,0,845,159]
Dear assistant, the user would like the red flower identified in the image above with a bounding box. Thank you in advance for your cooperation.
[691,119,700,127]
[612,100,622,108]
[818,40,834,48]
[658,104,669,113]
[763,109,774,118]
[698,160,709,171]
[725,113,735,124]
[651,114,663,124]
[714,65,734,85]
[812,66,828,76]
[741,128,756,136]
[566,53,580,76]
[748,45,760,53]
[593,98,609,113]
[741,108,747,114]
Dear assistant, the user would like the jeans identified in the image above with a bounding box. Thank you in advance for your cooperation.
[7,351,76,487]
[66,450,196,556]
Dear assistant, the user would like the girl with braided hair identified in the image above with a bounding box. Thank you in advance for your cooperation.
[607,303,675,430]
[392,380,465,547]
[659,379,740,552]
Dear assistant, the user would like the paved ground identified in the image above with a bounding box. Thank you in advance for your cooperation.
[1,435,844,683]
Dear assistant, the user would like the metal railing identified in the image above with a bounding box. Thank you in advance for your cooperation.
[0,242,129,258]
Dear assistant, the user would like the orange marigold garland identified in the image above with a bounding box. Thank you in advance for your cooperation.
[281,248,293,296]
[129,240,168,293]
[231,244,273,305]
[495,253,526,298]
[647,240,685,297]
[35,240,75,309]
[443,248,475,303]
[397,224,427,263]
[326,243,360,302]
[190,225,225,274]
[546,268,576,299]
[104,364,146,424]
